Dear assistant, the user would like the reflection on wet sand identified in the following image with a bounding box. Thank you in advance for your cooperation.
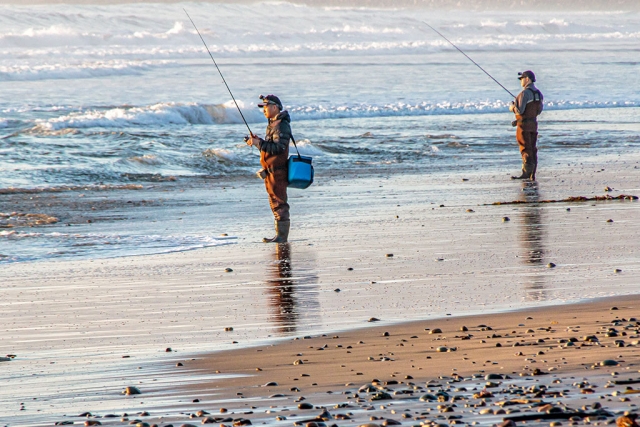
[518,183,547,301]
[266,243,320,335]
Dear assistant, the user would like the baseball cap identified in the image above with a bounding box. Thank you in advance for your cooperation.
[518,70,536,82]
[257,94,283,110]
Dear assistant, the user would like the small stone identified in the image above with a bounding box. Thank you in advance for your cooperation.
[607,219,614,223]
[547,262,556,268]
[85,422,102,427]
[430,328,442,334]
[165,348,172,352]
[334,288,341,292]
[502,217,510,222]
[611,307,619,310]
[176,362,183,367]
[615,269,622,273]
[224,327,233,332]
[368,317,380,322]
[460,326,468,331]
[600,360,619,366]
[263,382,278,387]
[466,209,475,213]
[436,347,448,352]
[123,386,141,395]
[385,254,394,257]
[293,359,304,365]
[298,402,314,410]
[383,332,389,337]
[347,267,354,271]
[224,268,233,273]
[604,186,612,192]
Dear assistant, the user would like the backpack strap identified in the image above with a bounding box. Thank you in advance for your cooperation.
[290,135,302,159]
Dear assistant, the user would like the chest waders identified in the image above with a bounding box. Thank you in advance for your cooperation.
[512,89,543,181]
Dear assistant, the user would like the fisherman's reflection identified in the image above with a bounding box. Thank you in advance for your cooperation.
[518,183,547,301]
[267,243,298,334]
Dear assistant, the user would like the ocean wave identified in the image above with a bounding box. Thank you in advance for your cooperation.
[0,230,237,263]
[30,99,640,131]
[0,60,176,82]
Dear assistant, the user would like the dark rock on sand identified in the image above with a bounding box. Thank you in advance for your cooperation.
[123,386,141,395]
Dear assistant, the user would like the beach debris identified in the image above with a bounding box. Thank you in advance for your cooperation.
[488,194,638,205]
[123,386,141,395]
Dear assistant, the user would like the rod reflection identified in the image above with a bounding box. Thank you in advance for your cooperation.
[265,243,319,335]
[518,183,547,300]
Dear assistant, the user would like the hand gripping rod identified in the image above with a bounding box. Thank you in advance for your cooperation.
[423,22,516,99]
[184,9,254,135]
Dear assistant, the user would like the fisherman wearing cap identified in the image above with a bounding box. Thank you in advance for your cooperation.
[509,70,544,180]
[247,95,292,243]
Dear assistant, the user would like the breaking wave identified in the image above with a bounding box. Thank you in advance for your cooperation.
[28,99,640,131]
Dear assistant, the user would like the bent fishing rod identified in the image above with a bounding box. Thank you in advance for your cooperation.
[184,9,254,136]
[423,22,516,99]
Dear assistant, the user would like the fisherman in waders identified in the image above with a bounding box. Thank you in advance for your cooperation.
[509,70,544,181]
[246,94,291,243]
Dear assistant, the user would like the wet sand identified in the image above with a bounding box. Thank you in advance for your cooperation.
[1,155,640,425]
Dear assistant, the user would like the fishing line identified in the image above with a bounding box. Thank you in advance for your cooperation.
[423,21,516,99]
[184,9,254,135]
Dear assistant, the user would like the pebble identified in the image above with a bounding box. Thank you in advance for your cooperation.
[123,386,141,395]
[615,269,622,273]
[600,360,619,366]
[298,402,314,410]
[263,382,278,387]
[430,328,442,334]
[224,327,234,332]
[334,288,341,292]
[369,317,380,322]
[436,347,448,352]
[294,359,304,365]
[85,422,102,426]
[607,219,614,223]
[502,217,510,222]
[385,254,393,257]
[547,262,556,268]
[224,268,233,273]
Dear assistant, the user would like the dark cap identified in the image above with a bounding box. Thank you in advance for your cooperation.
[257,94,283,110]
[518,70,536,82]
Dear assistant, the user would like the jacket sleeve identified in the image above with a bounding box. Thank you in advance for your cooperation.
[258,122,291,155]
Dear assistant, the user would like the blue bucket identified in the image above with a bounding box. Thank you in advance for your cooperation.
[288,155,314,189]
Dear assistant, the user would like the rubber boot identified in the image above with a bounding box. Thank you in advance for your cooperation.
[263,220,290,243]
[512,162,535,180]
[530,163,537,181]
[511,162,528,180]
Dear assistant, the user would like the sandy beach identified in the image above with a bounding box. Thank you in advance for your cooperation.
[2,153,640,426]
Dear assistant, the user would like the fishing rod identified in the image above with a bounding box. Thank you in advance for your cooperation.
[423,21,516,99]
[184,9,254,136]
